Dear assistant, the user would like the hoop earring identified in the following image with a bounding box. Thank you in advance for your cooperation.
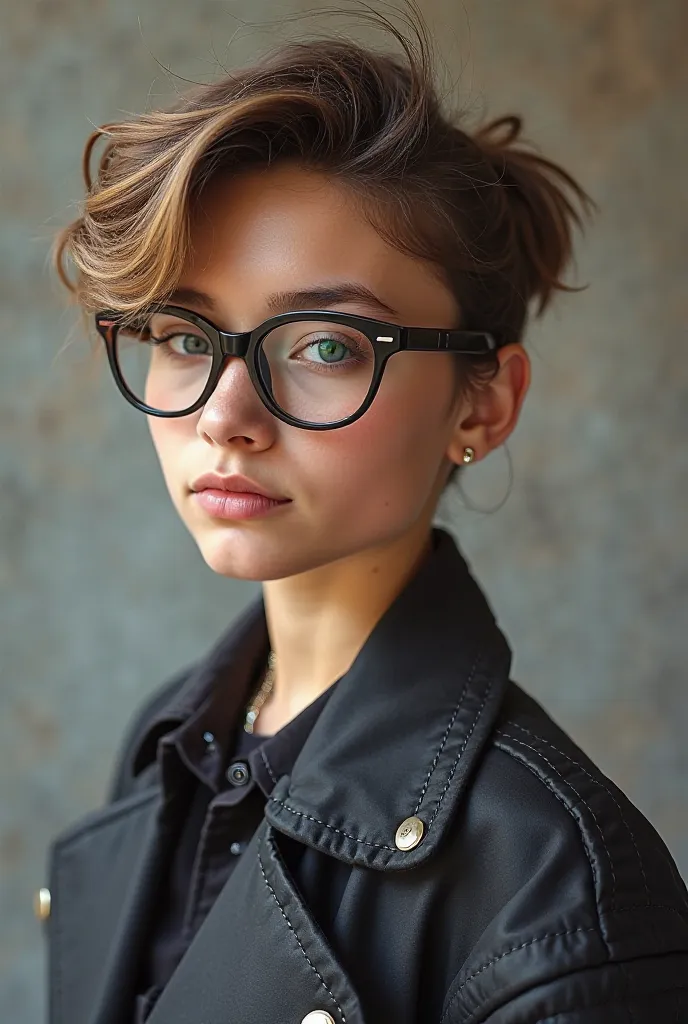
[456,443,514,514]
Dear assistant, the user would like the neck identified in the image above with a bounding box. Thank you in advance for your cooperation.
[255,520,435,734]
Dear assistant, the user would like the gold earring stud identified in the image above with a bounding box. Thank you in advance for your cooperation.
[462,447,476,464]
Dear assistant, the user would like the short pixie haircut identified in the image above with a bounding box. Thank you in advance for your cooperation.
[54,5,595,479]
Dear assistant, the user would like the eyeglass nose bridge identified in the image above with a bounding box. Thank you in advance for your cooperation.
[217,330,253,358]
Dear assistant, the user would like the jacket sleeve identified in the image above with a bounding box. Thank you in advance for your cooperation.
[445,952,688,1023]
[105,666,193,803]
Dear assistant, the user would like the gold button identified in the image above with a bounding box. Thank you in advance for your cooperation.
[33,887,51,922]
[301,1013,336,1024]
[395,815,425,851]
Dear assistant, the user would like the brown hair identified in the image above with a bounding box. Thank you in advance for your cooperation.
[54,4,595,481]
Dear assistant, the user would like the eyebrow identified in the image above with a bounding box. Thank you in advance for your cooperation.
[167,283,399,320]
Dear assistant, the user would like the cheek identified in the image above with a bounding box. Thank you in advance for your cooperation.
[301,357,454,516]
[147,417,194,495]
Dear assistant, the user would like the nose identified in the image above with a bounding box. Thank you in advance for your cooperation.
[196,356,276,448]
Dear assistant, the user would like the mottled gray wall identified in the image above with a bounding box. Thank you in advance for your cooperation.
[2,1,686,1019]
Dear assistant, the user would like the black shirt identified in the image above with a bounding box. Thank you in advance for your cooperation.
[132,650,338,1022]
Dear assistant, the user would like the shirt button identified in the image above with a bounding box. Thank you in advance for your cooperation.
[229,841,243,856]
[395,815,425,851]
[301,1013,336,1024]
[226,761,251,786]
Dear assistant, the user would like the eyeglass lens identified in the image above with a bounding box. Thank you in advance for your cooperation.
[114,311,377,424]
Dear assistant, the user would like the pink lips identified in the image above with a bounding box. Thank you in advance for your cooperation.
[193,490,290,520]
[190,472,287,499]
[189,473,291,520]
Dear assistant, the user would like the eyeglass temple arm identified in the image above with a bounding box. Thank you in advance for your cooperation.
[403,327,497,355]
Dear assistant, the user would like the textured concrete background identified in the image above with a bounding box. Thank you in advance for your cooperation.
[2,1,686,1019]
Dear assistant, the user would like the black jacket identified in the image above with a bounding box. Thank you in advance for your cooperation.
[45,527,688,1023]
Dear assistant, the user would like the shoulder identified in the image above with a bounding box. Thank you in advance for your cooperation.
[490,682,686,927]
[437,682,688,1022]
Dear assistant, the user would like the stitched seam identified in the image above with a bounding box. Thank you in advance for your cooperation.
[499,730,618,912]
[272,655,491,847]
[612,904,688,920]
[507,722,651,908]
[267,797,395,849]
[412,653,480,812]
[260,746,279,787]
[421,679,493,828]
[438,927,597,1024]
[258,845,346,1023]
[527,986,688,1024]
[493,740,603,920]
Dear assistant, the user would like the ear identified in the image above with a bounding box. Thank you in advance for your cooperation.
[445,344,531,465]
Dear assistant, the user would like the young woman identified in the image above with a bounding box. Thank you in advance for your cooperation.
[46,10,687,1024]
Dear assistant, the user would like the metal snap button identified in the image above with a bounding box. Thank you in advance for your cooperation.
[395,815,425,851]
[33,887,51,921]
[226,761,250,786]
[301,1012,336,1024]
[229,841,243,856]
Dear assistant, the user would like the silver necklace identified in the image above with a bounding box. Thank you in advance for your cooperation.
[243,650,276,733]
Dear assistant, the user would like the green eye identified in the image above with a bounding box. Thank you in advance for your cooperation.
[317,338,348,362]
[155,333,212,356]
[177,334,210,355]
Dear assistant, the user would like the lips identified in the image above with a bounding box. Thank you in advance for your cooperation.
[190,472,289,502]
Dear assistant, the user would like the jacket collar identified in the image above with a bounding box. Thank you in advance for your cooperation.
[265,526,513,870]
[133,526,513,872]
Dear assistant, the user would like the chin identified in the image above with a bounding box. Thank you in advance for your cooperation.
[196,535,270,581]
[193,527,298,581]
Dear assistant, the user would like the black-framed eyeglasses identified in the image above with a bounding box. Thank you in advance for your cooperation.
[95,305,497,431]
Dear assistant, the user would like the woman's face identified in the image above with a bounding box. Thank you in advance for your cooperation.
[148,162,472,581]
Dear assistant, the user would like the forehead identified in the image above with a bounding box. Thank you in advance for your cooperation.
[183,162,455,324]
[189,163,379,270]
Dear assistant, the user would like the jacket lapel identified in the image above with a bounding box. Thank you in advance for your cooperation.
[145,822,367,1024]
[48,784,168,1024]
[265,527,513,871]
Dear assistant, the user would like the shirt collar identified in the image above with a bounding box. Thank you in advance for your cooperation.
[132,591,338,800]
[243,683,336,799]
[131,599,270,778]
[132,526,513,872]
